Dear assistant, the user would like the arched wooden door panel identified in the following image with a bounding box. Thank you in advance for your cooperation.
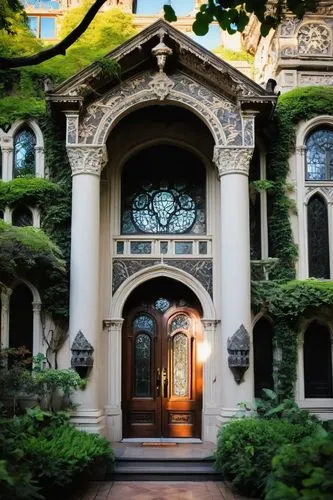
[122,303,203,438]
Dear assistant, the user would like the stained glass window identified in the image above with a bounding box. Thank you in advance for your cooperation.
[14,128,36,178]
[133,314,154,334]
[170,314,190,333]
[172,333,189,397]
[154,298,170,313]
[134,333,152,397]
[121,145,206,235]
[306,129,333,181]
[307,195,330,278]
[304,322,332,398]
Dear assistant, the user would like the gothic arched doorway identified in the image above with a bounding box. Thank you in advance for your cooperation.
[122,277,203,438]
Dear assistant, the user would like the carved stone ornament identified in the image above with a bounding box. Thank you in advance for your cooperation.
[151,30,173,73]
[227,324,250,384]
[66,146,107,176]
[213,147,254,177]
[149,72,175,100]
[71,330,94,375]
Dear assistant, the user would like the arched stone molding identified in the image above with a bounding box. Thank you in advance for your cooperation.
[3,119,45,180]
[109,263,216,320]
[77,70,246,152]
[295,116,333,279]
[296,317,333,413]
[8,205,40,228]
[104,266,216,442]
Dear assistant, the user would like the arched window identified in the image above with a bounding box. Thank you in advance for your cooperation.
[253,317,274,398]
[121,145,206,235]
[307,194,330,278]
[306,128,333,181]
[304,321,332,398]
[9,284,33,359]
[12,207,33,227]
[13,127,36,178]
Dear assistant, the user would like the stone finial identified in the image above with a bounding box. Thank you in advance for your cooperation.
[152,30,173,73]
[227,324,250,384]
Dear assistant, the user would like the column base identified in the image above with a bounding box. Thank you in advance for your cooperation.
[104,406,122,441]
[70,409,106,435]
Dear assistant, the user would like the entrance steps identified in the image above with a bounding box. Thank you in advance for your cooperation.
[107,457,218,481]
[106,442,218,481]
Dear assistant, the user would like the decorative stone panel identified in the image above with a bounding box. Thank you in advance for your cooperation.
[112,259,213,297]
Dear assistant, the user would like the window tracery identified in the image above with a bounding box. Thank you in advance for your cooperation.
[14,127,36,178]
[298,24,331,56]
[306,128,333,181]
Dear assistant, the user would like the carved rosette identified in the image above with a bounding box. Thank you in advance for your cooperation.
[66,146,107,176]
[213,147,254,177]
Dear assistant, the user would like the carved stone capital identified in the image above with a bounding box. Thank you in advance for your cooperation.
[201,319,220,330]
[296,146,306,158]
[213,147,254,177]
[103,319,124,333]
[66,146,108,176]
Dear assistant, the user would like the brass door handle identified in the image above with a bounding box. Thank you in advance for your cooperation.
[162,368,168,398]
[156,368,161,397]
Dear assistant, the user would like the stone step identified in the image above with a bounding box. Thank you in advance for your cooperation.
[106,458,219,481]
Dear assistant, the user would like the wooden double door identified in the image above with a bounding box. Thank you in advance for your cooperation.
[122,300,203,438]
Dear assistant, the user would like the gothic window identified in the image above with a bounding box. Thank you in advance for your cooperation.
[12,207,33,227]
[298,24,331,56]
[306,128,333,181]
[253,318,274,398]
[307,194,330,279]
[9,285,33,364]
[14,127,36,178]
[121,145,206,235]
[304,322,332,398]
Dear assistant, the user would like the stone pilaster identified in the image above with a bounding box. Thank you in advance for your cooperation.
[32,301,42,355]
[213,146,254,411]
[103,319,124,441]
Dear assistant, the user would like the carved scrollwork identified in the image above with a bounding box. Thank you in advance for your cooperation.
[66,146,107,176]
[213,147,254,177]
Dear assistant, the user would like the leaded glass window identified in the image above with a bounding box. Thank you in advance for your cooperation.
[307,194,330,278]
[306,128,333,181]
[14,127,36,178]
[121,145,206,235]
[170,314,190,333]
[172,333,189,397]
[133,314,154,334]
[134,333,152,397]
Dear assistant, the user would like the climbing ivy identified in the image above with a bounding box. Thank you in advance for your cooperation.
[253,86,333,398]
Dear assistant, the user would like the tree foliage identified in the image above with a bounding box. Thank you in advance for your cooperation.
[0,0,320,69]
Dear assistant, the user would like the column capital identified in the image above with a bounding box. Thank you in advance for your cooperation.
[103,319,124,333]
[296,145,306,158]
[66,145,108,176]
[213,147,254,177]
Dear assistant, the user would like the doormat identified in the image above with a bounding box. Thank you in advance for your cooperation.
[141,442,177,447]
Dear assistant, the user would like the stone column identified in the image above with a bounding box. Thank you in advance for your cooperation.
[1,139,13,181]
[213,146,254,413]
[103,318,124,441]
[1,288,12,349]
[32,301,42,356]
[66,145,106,433]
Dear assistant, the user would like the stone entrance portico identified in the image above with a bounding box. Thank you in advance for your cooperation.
[48,19,276,441]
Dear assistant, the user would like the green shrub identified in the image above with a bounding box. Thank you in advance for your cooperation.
[215,418,316,498]
[266,430,333,500]
[0,411,114,500]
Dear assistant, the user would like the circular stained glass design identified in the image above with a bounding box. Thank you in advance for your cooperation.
[121,145,206,235]
[154,298,170,313]
[132,189,196,233]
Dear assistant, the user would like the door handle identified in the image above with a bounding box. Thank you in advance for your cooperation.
[156,368,161,397]
[162,368,168,398]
